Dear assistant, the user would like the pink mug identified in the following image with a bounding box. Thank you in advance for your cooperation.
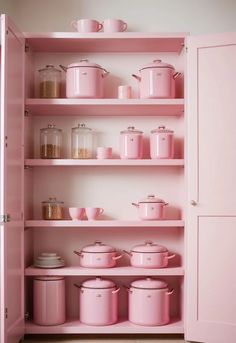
[102,19,127,32]
[85,207,104,220]
[69,207,85,220]
[71,19,103,33]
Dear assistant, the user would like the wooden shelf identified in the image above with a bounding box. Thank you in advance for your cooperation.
[25,266,184,277]
[25,159,184,167]
[25,318,183,334]
[25,220,184,228]
[25,32,186,53]
[25,98,184,116]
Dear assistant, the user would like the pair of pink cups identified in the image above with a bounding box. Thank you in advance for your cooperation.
[69,207,104,221]
[71,19,127,33]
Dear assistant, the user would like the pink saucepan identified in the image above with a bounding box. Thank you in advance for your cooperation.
[132,194,168,220]
[73,241,122,268]
[123,241,175,268]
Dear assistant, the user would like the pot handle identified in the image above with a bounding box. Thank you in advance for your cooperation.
[123,249,132,257]
[123,285,131,293]
[167,253,176,260]
[59,64,67,72]
[163,202,169,206]
[112,254,123,260]
[166,288,174,296]
[73,250,82,256]
[131,202,139,208]
[132,74,141,82]
[112,287,120,294]
[74,283,81,289]
[173,72,181,80]
[102,69,110,78]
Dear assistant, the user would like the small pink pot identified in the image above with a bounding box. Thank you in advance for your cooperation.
[74,241,122,268]
[150,126,174,159]
[119,126,143,159]
[60,59,109,99]
[75,277,120,326]
[127,278,173,326]
[132,194,168,220]
[123,241,175,268]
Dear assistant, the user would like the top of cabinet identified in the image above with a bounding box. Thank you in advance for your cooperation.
[24,32,187,53]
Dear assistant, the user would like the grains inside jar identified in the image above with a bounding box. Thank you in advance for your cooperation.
[72,148,91,159]
[42,198,64,220]
[41,144,61,159]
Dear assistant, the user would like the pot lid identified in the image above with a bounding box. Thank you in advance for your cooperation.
[82,277,116,289]
[140,59,174,71]
[120,126,143,134]
[82,241,116,253]
[67,59,104,70]
[42,197,64,205]
[130,277,168,289]
[38,64,61,73]
[34,276,65,281]
[138,194,166,204]
[131,241,167,253]
[151,125,174,134]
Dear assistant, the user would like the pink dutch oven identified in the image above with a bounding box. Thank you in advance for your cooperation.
[132,194,168,220]
[123,241,175,268]
[150,125,174,159]
[132,59,181,99]
[74,277,120,326]
[60,59,109,98]
[73,241,122,268]
[127,277,173,326]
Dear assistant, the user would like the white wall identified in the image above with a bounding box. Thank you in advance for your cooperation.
[1,0,236,34]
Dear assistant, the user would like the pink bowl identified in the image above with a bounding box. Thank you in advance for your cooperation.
[69,207,84,220]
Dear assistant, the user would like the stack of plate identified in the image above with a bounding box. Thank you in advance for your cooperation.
[34,252,65,268]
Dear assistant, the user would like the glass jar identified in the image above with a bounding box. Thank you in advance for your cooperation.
[42,197,64,220]
[38,65,61,98]
[40,124,62,159]
[71,123,94,159]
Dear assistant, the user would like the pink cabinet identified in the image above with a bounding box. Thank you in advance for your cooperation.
[0,13,235,343]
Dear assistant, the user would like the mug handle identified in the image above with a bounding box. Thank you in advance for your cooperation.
[122,22,127,32]
[98,23,103,32]
[99,208,104,215]
[71,20,78,31]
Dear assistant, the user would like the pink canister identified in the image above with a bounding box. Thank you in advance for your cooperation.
[128,277,173,326]
[150,126,174,159]
[33,276,66,326]
[120,126,143,159]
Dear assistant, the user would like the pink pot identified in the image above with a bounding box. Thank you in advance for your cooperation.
[60,59,109,98]
[132,194,168,220]
[128,278,173,326]
[132,59,181,99]
[75,277,120,326]
[73,241,122,268]
[124,241,175,268]
[119,126,143,159]
[33,276,66,326]
[150,126,174,159]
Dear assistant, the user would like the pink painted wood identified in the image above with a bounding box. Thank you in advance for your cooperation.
[0,15,25,343]
[186,32,236,343]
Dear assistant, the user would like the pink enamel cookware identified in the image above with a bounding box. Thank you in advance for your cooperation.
[132,194,168,220]
[60,59,109,98]
[73,241,122,268]
[74,277,120,326]
[119,126,143,159]
[127,277,173,326]
[123,241,175,268]
[150,125,174,159]
[132,59,181,99]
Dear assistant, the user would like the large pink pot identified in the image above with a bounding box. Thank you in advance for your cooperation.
[60,59,109,98]
[132,194,168,220]
[150,126,174,159]
[73,241,122,268]
[119,126,143,159]
[75,277,120,326]
[124,241,175,268]
[33,276,66,326]
[128,278,173,326]
[132,59,181,99]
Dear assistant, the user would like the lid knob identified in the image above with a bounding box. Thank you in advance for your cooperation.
[46,64,55,68]
[48,124,56,128]
[153,59,162,63]
[94,240,102,245]
[147,194,155,198]
[145,240,153,246]
[80,59,89,63]
[158,125,166,129]
[127,126,135,130]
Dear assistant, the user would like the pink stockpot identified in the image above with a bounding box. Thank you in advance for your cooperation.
[150,126,174,159]
[60,59,109,98]
[33,276,66,326]
[132,59,181,99]
[119,126,143,159]
[75,277,120,326]
[73,241,122,268]
[132,194,168,220]
[127,278,173,326]
[123,241,175,268]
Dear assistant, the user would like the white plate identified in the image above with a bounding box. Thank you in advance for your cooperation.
[34,262,65,269]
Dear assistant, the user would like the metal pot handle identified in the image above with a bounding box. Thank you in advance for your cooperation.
[131,202,139,208]
[73,250,82,256]
[112,254,123,260]
[166,288,174,295]
[123,249,132,257]
[112,287,120,294]
[173,72,181,80]
[59,64,67,72]
[163,202,169,206]
[167,253,176,260]
[102,68,110,78]
[74,283,81,289]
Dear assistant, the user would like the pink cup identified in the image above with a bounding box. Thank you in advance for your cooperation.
[69,207,85,220]
[118,85,132,99]
[85,207,104,220]
[102,19,127,32]
[71,19,103,32]
[96,147,112,159]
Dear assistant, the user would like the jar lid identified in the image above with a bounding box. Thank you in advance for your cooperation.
[140,59,174,71]
[120,126,143,134]
[67,59,104,70]
[130,277,168,289]
[40,124,62,132]
[131,241,167,253]
[151,125,174,134]
[72,123,92,131]
[81,277,116,289]
[82,241,116,253]
[138,194,166,204]
[34,276,65,281]
[42,197,64,205]
[38,65,61,73]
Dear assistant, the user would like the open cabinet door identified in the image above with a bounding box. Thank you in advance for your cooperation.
[0,15,25,343]
[186,33,236,343]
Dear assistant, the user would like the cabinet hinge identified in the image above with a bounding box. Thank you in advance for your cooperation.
[185,46,188,53]
[25,312,30,321]
[25,44,30,52]
[24,110,29,117]
[5,308,8,319]
[0,214,10,223]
